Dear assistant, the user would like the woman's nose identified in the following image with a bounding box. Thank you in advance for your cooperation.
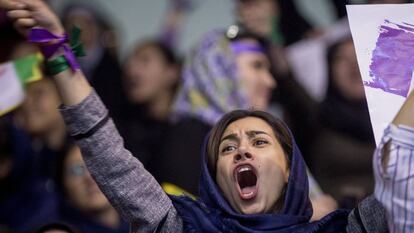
[233,146,253,163]
[264,71,277,90]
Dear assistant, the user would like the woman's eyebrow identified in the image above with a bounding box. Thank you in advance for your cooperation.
[220,133,238,143]
[220,130,270,143]
[246,130,269,138]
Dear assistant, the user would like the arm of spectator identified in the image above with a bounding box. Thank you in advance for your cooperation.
[374,91,414,232]
[393,90,414,127]
[159,0,195,49]
[346,195,388,233]
[60,90,183,232]
[1,0,183,231]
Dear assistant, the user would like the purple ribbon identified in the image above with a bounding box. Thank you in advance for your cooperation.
[230,41,265,55]
[28,28,80,70]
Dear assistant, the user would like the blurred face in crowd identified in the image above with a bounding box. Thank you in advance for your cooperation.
[331,40,365,101]
[216,117,289,214]
[237,0,278,37]
[63,7,99,50]
[63,146,111,214]
[17,79,62,136]
[124,44,178,104]
[235,39,276,110]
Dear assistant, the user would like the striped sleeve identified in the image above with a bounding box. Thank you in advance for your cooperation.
[374,124,414,233]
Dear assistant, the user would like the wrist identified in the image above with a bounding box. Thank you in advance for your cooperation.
[46,45,66,61]
[29,27,85,76]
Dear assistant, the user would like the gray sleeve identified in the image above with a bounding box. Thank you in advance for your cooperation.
[346,195,388,233]
[59,90,183,233]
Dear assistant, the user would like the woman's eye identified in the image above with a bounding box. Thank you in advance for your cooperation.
[254,139,269,146]
[252,61,264,70]
[252,60,270,71]
[222,145,236,153]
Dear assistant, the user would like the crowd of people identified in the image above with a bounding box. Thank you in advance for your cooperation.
[0,0,412,232]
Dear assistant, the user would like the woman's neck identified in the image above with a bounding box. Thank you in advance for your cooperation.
[147,90,175,120]
[42,118,66,150]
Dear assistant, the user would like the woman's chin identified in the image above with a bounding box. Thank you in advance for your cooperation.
[238,201,266,215]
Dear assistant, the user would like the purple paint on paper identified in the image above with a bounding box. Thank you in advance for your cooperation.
[367,20,414,97]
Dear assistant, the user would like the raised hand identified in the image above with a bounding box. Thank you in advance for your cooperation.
[1,0,64,36]
[1,0,91,106]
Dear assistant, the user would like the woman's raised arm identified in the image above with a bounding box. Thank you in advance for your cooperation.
[393,90,414,127]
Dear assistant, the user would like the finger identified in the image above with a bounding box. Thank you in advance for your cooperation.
[0,0,25,10]
[13,24,29,37]
[15,17,36,28]
[18,0,42,10]
[7,9,31,19]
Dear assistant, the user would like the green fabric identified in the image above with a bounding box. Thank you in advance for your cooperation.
[70,26,86,57]
[44,26,86,76]
[13,53,43,84]
[46,55,70,76]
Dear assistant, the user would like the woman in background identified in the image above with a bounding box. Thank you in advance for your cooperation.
[55,143,129,233]
[308,38,375,207]
[118,40,181,168]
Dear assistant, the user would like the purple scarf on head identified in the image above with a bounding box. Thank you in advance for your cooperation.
[170,124,349,232]
[172,30,250,125]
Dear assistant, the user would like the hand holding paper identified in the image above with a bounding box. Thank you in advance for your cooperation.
[393,88,414,128]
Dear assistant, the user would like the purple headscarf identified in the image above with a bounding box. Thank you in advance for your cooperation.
[172,29,250,125]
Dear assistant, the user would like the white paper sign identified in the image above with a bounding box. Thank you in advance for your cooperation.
[347,4,414,145]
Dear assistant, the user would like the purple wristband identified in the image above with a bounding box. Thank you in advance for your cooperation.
[28,28,80,71]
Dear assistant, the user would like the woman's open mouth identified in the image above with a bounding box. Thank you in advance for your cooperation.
[234,164,259,200]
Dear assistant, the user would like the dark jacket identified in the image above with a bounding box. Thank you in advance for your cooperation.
[0,125,59,233]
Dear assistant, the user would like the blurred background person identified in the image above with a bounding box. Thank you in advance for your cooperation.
[159,0,196,49]
[234,0,323,152]
[119,40,181,168]
[0,116,59,233]
[0,40,61,232]
[116,0,193,189]
[14,75,68,180]
[55,143,129,233]
[61,2,126,120]
[307,38,375,208]
[236,0,318,46]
